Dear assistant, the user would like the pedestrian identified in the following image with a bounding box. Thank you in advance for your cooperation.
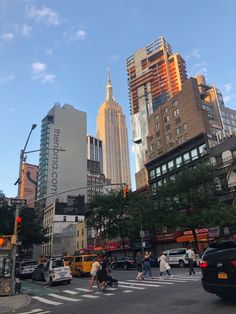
[186,247,196,275]
[159,251,173,279]
[98,255,109,291]
[143,250,153,279]
[89,256,101,292]
[136,252,144,280]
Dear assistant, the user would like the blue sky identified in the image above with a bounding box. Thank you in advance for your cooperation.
[1,0,236,197]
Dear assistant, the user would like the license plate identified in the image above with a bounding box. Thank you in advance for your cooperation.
[218,272,228,279]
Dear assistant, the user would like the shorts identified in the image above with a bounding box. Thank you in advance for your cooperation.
[90,271,97,277]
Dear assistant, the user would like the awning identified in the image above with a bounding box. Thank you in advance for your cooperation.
[176,233,208,243]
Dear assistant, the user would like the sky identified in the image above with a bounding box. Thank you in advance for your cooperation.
[0,0,236,197]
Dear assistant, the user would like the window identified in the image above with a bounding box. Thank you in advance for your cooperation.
[150,169,155,179]
[156,167,161,177]
[149,144,154,151]
[199,144,207,155]
[166,133,171,141]
[168,160,174,170]
[173,108,179,117]
[157,139,162,147]
[183,152,190,163]
[183,123,187,130]
[155,115,159,121]
[175,117,181,124]
[157,180,162,187]
[161,164,167,174]
[164,115,170,123]
[163,107,168,114]
[156,131,161,137]
[175,156,183,168]
[176,126,183,135]
[155,122,160,130]
[191,148,198,160]
[172,100,178,107]
[165,124,171,131]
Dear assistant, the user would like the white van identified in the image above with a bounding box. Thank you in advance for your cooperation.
[44,257,72,286]
[159,248,199,268]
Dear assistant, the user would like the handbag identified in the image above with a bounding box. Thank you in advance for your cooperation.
[165,262,171,270]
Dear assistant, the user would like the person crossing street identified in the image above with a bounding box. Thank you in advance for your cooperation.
[186,247,196,275]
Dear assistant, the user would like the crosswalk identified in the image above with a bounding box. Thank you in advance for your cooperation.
[17,273,201,314]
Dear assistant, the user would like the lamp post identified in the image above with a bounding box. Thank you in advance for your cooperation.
[10,124,37,295]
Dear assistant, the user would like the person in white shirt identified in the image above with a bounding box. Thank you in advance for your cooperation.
[186,247,196,275]
[89,257,101,292]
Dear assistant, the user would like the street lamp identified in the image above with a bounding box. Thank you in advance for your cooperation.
[10,124,37,295]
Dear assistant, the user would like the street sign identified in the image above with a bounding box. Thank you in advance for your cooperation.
[9,198,27,206]
[140,230,145,238]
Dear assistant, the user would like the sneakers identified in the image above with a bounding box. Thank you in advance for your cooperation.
[170,275,174,278]
[159,276,164,280]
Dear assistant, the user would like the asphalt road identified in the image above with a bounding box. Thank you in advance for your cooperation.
[10,268,236,314]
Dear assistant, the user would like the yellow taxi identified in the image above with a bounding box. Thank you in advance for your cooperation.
[63,256,74,267]
[70,254,97,277]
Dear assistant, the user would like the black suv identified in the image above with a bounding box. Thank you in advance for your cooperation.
[200,241,236,299]
[111,256,136,270]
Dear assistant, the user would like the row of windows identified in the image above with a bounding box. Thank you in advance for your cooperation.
[222,111,236,120]
[149,143,207,180]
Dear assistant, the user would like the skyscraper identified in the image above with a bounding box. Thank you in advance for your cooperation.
[37,103,87,207]
[126,37,187,172]
[96,68,131,188]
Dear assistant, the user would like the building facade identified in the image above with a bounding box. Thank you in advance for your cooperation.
[20,163,38,208]
[126,37,187,173]
[96,69,131,188]
[37,103,87,207]
[87,135,103,172]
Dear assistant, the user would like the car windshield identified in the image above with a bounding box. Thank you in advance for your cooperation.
[52,260,64,268]
[64,257,73,262]
[22,261,38,267]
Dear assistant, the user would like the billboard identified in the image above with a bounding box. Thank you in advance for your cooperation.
[55,195,85,215]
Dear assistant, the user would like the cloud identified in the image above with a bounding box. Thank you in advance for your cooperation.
[195,67,208,76]
[1,32,14,42]
[0,73,15,84]
[223,83,232,93]
[42,73,55,83]
[45,48,54,55]
[63,28,87,43]
[186,49,201,60]
[31,61,55,84]
[15,24,32,37]
[26,5,61,26]
[32,62,46,75]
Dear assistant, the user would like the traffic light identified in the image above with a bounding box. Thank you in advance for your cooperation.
[123,185,129,199]
[16,216,22,234]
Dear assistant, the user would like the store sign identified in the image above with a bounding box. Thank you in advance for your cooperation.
[183,228,208,236]
[208,227,220,238]
[156,231,182,242]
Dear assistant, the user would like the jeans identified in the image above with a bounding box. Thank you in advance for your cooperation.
[143,261,152,277]
[188,258,195,275]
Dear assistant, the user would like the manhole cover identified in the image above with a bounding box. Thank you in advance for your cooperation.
[170,299,200,306]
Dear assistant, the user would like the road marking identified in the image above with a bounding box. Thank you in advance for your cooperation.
[17,309,45,314]
[119,281,160,288]
[81,294,99,299]
[75,288,91,292]
[48,293,80,302]
[103,293,115,296]
[32,296,62,306]
[150,277,188,283]
[36,312,51,314]
[128,279,173,285]
[118,284,145,290]
[63,289,78,295]
[122,290,132,293]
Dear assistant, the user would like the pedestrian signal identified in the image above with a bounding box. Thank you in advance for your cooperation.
[0,237,7,247]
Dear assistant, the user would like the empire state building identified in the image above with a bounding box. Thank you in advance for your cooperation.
[96,68,131,188]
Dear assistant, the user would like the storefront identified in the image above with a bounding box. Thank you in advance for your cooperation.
[176,229,209,253]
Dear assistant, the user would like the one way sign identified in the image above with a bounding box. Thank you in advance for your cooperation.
[10,198,27,206]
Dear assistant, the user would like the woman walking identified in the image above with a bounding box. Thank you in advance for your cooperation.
[159,251,173,279]
[143,251,153,279]
[89,256,101,292]
[136,252,144,280]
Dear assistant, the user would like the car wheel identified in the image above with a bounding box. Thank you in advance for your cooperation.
[179,260,185,268]
[67,280,71,284]
[49,277,53,286]
[123,264,128,270]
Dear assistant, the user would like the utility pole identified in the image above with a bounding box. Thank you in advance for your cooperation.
[10,124,37,295]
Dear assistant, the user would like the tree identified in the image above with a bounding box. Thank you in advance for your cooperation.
[154,161,236,251]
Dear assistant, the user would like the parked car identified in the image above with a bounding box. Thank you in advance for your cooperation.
[16,260,39,279]
[200,240,236,300]
[32,263,45,281]
[70,254,97,277]
[44,257,72,286]
[158,248,199,268]
[111,256,136,270]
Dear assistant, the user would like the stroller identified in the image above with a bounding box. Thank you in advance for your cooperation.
[107,274,118,287]
[97,267,118,290]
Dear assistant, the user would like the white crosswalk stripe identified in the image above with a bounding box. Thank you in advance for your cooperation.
[128,279,173,285]
[118,284,145,290]
[122,290,132,293]
[81,294,99,299]
[48,293,81,302]
[32,296,62,306]
[75,288,91,292]
[17,309,49,314]
[119,281,160,288]
[63,289,78,295]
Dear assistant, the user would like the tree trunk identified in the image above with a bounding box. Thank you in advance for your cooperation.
[192,228,199,253]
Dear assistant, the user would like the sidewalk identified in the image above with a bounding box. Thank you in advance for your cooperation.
[0,294,31,314]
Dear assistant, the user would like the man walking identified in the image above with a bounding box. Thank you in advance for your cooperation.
[186,247,196,275]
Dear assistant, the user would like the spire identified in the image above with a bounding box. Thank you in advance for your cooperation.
[106,65,113,101]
